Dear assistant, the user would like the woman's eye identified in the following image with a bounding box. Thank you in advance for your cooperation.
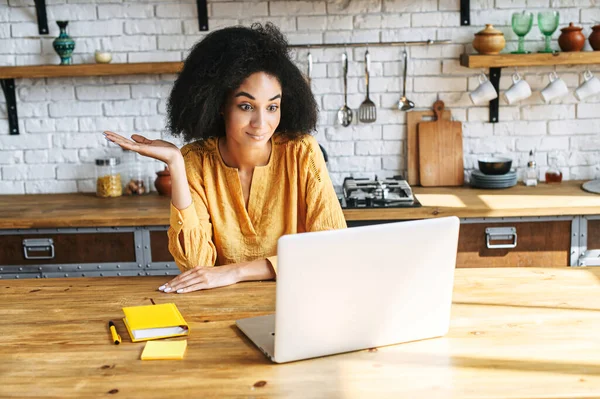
[268,105,279,112]
[239,104,253,111]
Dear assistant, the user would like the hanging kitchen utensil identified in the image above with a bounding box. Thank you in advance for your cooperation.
[307,51,313,86]
[398,49,415,111]
[358,49,376,123]
[337,52,353,127]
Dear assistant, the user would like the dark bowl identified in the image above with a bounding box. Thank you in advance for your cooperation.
[478,157,512,175]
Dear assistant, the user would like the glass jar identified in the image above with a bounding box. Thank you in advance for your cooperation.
[122,150,150,196]
[545,158,563,184]
[95,157,122,198]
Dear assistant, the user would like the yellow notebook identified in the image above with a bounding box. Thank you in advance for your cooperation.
[122,303,190,342]
[141,340,187,360]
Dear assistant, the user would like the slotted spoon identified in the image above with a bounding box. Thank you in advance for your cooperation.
[358,49,376,123]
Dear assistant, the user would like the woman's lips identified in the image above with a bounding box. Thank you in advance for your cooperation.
[246,132,266,141]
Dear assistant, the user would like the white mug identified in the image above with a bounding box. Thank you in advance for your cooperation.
[470,73,498,105]
[503,72,532,105]
[541,72,569,103]
[575,70,600,101]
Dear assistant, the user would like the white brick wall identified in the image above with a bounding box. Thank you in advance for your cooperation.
[1,0,600,194]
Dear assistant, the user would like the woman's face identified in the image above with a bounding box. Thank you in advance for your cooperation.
[222,72,282,147]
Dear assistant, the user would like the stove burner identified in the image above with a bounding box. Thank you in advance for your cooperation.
[339,175,421,209]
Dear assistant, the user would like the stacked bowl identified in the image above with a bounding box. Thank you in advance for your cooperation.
[471,157,517,189]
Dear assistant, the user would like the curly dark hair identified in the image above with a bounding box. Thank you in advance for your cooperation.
[167,23,318,142]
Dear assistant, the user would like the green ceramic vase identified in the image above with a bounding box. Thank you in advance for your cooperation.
[52,21,75,65]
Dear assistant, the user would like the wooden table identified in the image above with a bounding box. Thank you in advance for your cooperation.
[1,268,600,398]
[1,181,600,228]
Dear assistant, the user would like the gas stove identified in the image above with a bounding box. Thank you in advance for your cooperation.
[338,176,421,209]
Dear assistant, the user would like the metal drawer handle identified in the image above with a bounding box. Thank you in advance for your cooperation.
[485,227,517,249]
[22,238,55,260]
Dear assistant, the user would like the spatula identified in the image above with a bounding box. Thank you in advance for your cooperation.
[358,49,376,123]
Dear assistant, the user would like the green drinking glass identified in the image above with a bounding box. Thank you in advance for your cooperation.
[511,11,534,54]
[538,11,560,53]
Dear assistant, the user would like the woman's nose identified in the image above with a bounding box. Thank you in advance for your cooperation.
[251,110,267,128]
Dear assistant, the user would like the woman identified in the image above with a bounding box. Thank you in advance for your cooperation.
[104,23,346,294]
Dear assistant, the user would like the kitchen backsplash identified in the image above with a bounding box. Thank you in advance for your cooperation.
[1,0,600,194]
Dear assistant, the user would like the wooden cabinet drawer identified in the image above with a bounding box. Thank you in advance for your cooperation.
[0,232,136,266]
[456,220,572,268]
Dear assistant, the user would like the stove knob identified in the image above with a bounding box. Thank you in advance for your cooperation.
[365,197,374,207]
[347,197,358,207]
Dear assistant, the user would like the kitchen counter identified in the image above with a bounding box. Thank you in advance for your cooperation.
[1,267,599,398]
[1,181,600,228]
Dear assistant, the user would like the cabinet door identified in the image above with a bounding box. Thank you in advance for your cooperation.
[149,230,175,263]
[0,232,136,266]
[586,219,600,249]
[457,221,572,268]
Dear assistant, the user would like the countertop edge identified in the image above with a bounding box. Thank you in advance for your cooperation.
[2,181,600,228]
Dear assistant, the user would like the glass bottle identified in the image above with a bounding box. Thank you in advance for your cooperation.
[95,157,122,197]
[122,150,150,195]
[524,150,538,187]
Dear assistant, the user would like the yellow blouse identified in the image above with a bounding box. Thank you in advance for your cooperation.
[168,133,347,273]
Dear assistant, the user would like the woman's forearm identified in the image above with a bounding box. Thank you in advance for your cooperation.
[234,259,276,282]
[168,156,193,211]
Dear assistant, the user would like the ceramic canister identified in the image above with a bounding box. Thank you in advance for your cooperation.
[558,22,585,52]
[154,167,172,197]
[589,25,600,51]
[473,24,506,55]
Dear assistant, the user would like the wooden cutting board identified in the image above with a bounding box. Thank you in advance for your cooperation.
[418,100,464,187]
[406,108,451,186]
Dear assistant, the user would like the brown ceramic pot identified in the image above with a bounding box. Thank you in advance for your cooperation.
[590,25,600,51]
[558,23,585,52]
[473,24,506,55]
[154,166,172,197]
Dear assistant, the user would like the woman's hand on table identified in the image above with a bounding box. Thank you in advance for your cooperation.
[158,259,276,293]
[103,130,183,166]
[158,264,240,293]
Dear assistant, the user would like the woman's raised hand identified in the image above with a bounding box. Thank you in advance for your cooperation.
[103,131,183,166]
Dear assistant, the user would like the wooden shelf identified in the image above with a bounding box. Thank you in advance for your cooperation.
[0,62,183,79]
[0,62,184,135]
[461,52,600,69]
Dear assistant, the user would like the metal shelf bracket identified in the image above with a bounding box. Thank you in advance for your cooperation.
[489,67,502,123]
[1,79,19,135]
[34,0,49,35]
[460,0,470,26]
[196,0,208,31]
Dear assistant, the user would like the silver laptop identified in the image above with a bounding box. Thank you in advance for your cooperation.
[236,216,460,363]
